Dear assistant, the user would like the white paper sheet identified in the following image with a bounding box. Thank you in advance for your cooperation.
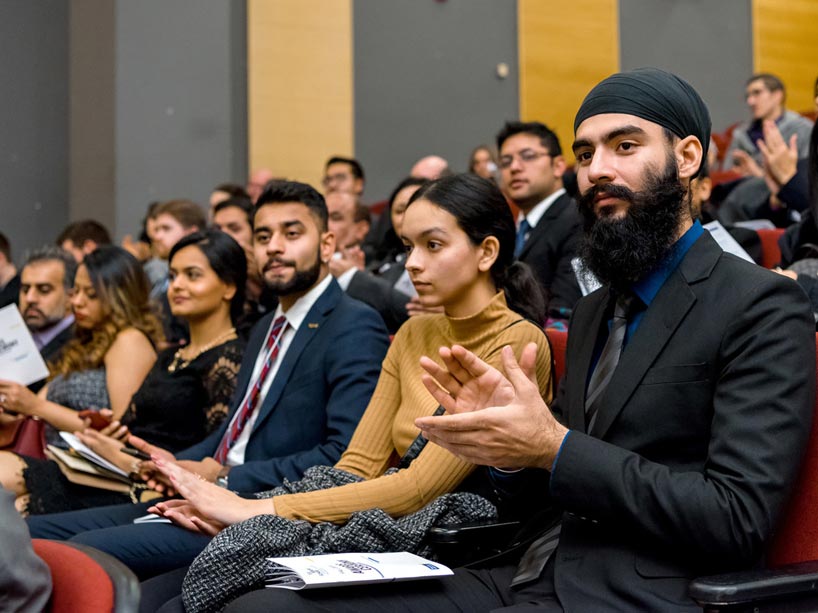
[0,304,50,386]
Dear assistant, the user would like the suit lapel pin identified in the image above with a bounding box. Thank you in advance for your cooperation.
[308,322,319,329]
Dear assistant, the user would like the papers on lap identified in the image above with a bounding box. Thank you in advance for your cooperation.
[46,445,131,493]
[0,304,49,386]
[265,552,453,590]
[59,431,129,477]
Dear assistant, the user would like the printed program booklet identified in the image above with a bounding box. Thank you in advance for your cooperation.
[0,304,49,386]
[265,552,453,590]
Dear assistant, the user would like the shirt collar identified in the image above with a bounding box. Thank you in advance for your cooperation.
[631,220,703,307]
[31,314,74,351]
[273,273,333,332]
[519,188,567,229]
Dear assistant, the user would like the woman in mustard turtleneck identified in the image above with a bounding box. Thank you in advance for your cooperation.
[153,173,553,529]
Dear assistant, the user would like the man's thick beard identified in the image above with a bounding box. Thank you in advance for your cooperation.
[264,251,322,297]
[577,156,688,293]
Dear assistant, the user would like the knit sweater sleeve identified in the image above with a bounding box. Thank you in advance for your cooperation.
[272,318,553,524]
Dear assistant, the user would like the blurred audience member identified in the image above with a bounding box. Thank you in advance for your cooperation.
[362,177,429,270]
[212,197,254,249]
[213,196,270,329]
[209,183,249,219]
[410,155,450,180]
[719,74,814,225]
[326,192,410,333]
[728,73,813,174]
[56,220,112,263]
[19,247,77,391]
[468,144,498,182]
[368,177,428,276]
[134,202,171,293]
[0,232,20,308]
[322,156,365,199]
[246,168,275,203]
[151,200,206,263]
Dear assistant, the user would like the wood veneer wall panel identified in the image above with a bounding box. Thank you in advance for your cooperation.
[518,0,619,162]
[247,0,353,189]
[753,0,818,113]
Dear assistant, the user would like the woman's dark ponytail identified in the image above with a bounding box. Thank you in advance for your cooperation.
[502,261,547,324]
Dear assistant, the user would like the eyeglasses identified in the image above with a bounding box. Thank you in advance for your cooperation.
[498,149,551,169]
[322,173,352,187]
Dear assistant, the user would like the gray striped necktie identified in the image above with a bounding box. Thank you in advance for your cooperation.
[585,293,635,435]
[510,523,562,587]
[511,294,636,588]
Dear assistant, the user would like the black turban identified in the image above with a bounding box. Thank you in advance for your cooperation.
[574,68,711,174]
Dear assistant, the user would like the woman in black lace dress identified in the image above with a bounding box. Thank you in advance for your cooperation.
[20,230,248,514]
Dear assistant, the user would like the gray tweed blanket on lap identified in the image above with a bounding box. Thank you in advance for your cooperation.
[181,465,497,613]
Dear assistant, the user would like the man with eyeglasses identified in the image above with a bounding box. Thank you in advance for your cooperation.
[497,121,582,324]
[322,156,365,198]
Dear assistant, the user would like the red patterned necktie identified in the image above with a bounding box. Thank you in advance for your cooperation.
[213,315,288,464]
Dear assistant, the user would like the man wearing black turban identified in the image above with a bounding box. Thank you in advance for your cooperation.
[219,69,815,612]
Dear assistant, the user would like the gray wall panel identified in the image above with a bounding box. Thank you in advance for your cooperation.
[354,0,518,202]
[619,0,753,134]
[113,0,247,239]
[0,1,69,263]
[69,0,116,232]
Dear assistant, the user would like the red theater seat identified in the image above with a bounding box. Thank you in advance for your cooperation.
[756,228,785,269]
[545,328,567,390]
[689,334,818,610]
[32,539,140,613]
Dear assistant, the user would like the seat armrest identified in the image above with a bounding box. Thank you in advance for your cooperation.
[689,560,818,608]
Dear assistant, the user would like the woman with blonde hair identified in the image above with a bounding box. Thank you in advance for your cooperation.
[0,245,162,513]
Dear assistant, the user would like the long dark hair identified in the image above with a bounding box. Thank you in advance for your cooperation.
[407,173,546,323]
[371,177,431,265]
[169,230,247,323]
[52,246,163,378]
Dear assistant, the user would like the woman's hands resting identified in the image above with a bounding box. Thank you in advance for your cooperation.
[148,458,274,534]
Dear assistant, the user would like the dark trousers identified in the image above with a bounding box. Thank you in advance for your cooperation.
[141,560,563,613]
[26,501,212,580]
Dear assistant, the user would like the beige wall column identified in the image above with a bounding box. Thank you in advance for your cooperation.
[753,0,818,113]
[518,0,619,162]
[247,0,354,190]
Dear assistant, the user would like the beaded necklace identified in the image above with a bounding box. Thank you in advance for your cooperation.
[167,327,237,373]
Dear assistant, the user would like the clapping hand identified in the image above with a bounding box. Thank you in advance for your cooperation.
[758,120,798,194]
[415,343,567,470]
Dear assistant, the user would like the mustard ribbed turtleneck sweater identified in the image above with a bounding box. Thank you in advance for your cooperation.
[273,292,553,523]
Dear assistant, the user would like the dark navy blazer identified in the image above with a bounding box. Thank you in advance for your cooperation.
[178,278,389,493]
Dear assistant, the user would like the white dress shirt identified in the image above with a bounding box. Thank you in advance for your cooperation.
[225,273,334,466]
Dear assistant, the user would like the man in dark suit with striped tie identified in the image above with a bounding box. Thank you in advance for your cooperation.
[27,181,390,579]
